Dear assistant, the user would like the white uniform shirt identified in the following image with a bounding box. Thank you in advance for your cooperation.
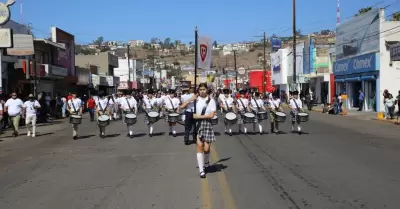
[289,98,303,110]
[221,97,234,111]
[120,97,137,111]
[236,98,249,112]
[96,98,109,111]
[68,98,83,113]
[250,98,265,111]
[23,100,41,116]
[5,98,24,116]
[181,93,194,112]
[164,97,180,111]
[195,97,216,115]
[269,99,281,109]
[143,97,158,109]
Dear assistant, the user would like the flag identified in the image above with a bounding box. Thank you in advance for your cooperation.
[197,36,212,71]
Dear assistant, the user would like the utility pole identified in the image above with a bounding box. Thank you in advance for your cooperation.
[292,0,297,90]
[234,50,238,90]
[127,45,131,85]
[225,56,228,89]
[262,32,266,94]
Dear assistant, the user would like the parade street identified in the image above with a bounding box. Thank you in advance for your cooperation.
[0,113,399,209]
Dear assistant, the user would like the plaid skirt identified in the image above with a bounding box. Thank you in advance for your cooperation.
[197,120,216,143]
[269,111,276,122]
[237,111,245,124]
[164,110,177,122]
[290,110,298,122]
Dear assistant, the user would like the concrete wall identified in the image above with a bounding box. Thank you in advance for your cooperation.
[75,52,118,75]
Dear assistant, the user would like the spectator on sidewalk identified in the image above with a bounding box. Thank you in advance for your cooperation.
[4,92,24,137]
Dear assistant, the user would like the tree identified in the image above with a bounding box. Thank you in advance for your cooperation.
[143,43,151,49]
[151,37,158,44]
[175,40,181,48]
[213,41,218,48]
[100,46,110,52]
[164,38,171,49]
[93,36,104,47]
[173,60,180,66]
[391,12,400,21]
[355,7,372,16]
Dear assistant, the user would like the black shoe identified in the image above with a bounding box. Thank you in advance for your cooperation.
[73,136,78,140]
[130,134,134,138]
[260,132,263,135]
[149,133,153,137]
[200,171,206,178]
[169,132,172,136]
[229,132,232,136]
[127,133,130,137]
[173,133,176,137]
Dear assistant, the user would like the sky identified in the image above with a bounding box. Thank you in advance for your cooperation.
[8,0,400,44]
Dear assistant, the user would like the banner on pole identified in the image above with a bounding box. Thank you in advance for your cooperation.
[197,36,212,71]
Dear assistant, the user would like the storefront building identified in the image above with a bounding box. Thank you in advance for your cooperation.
[333,52,379,111]
[271,48,289,99]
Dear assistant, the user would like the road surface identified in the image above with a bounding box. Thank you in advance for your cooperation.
[0,112,399,209]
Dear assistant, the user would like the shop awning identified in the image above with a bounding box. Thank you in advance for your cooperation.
[335,79,345,82]
[360,75,376,80]
[344,77,361,82]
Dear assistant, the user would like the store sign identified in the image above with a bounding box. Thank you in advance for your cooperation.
[51,65,68,76]
[333,53,378,75]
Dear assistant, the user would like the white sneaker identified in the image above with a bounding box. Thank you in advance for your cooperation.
[27,131,31,136]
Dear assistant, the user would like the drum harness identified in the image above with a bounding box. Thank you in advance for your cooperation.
[252,98,261,114]
[224,100,232,112]
[238,99,247,115]
[97,99,109,117]
[167,97,177,114]
[195,97,211,131]
[125,98,134,114]
[70,100,79,115]
[291,99,302,117]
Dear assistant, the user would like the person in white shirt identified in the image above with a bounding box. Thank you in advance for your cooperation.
[23,94,41,137]
[67,92,83,140]
[180,83,216,179]
[120,91,138,138]
[236,90,250,134]
[4,93,24,137]
[96,94,111,138]
[289,91,305,133]
[164,89,180,137]
[220,89,235,135]
[180,88,195,145]
[249,92,266,134]
[268,93,283,133]
[142,89,159,137]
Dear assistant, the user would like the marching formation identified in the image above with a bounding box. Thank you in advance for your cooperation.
[65,84,309,178]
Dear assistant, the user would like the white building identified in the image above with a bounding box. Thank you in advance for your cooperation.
[114,59,139,89]
[129,40,145,47]
[271,48,289,97]
[334,8,400,112]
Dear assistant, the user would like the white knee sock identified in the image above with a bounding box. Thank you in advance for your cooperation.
[258,124,262,133]
[297,124,301,132]
[172,125,176,134]
[228,124,231,133]
[197,152,204,173]
[149,125,153,134]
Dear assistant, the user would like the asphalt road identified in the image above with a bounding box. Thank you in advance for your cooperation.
[0,112,399,209]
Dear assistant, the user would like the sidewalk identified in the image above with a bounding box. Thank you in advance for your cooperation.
[288,104,400,125]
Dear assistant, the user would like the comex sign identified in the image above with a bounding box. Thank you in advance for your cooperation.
[333,53,377,75]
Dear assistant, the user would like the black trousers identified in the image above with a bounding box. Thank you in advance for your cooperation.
[184,111,195,142]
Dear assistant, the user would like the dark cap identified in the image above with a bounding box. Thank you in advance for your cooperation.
[239,90,246,94]
[223,89,230,94]
[169,89,176,94]
[147,89,154,94]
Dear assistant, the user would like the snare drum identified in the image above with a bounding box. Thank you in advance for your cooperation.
[168,113,180,123]
[98,115,110,127]
[125,113,137,125]
[257,111,268,120]
[297,112,309,122]
[274,111,287,122]
[210,115,218,125]
[243,112,256,124]
[69,115,82,124]
[224,112,238,124]
[147,111,160,123]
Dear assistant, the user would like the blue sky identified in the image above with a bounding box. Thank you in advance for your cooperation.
[8,0,400,44]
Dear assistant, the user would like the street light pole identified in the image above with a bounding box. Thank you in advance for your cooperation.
[292,0,297,90]
[263,32,266,94]
[234,50,237,90]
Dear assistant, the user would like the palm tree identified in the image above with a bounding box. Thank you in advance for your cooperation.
[355,7,372,16]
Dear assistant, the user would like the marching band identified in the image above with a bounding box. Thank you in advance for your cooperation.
[62,84,309,179]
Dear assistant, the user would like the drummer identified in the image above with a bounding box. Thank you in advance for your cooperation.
[220,88,234,136]
[164,89,180,137]
[142,89,159,137]
[236,89,250,134]
[120,91,138,138]
[268,93,283,134]
[96,93,111,138]
[249,92,266,135]
[289,90,305,133]
[66,92,83,140]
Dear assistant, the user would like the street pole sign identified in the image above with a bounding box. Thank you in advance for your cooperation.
[0,0,15,25]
